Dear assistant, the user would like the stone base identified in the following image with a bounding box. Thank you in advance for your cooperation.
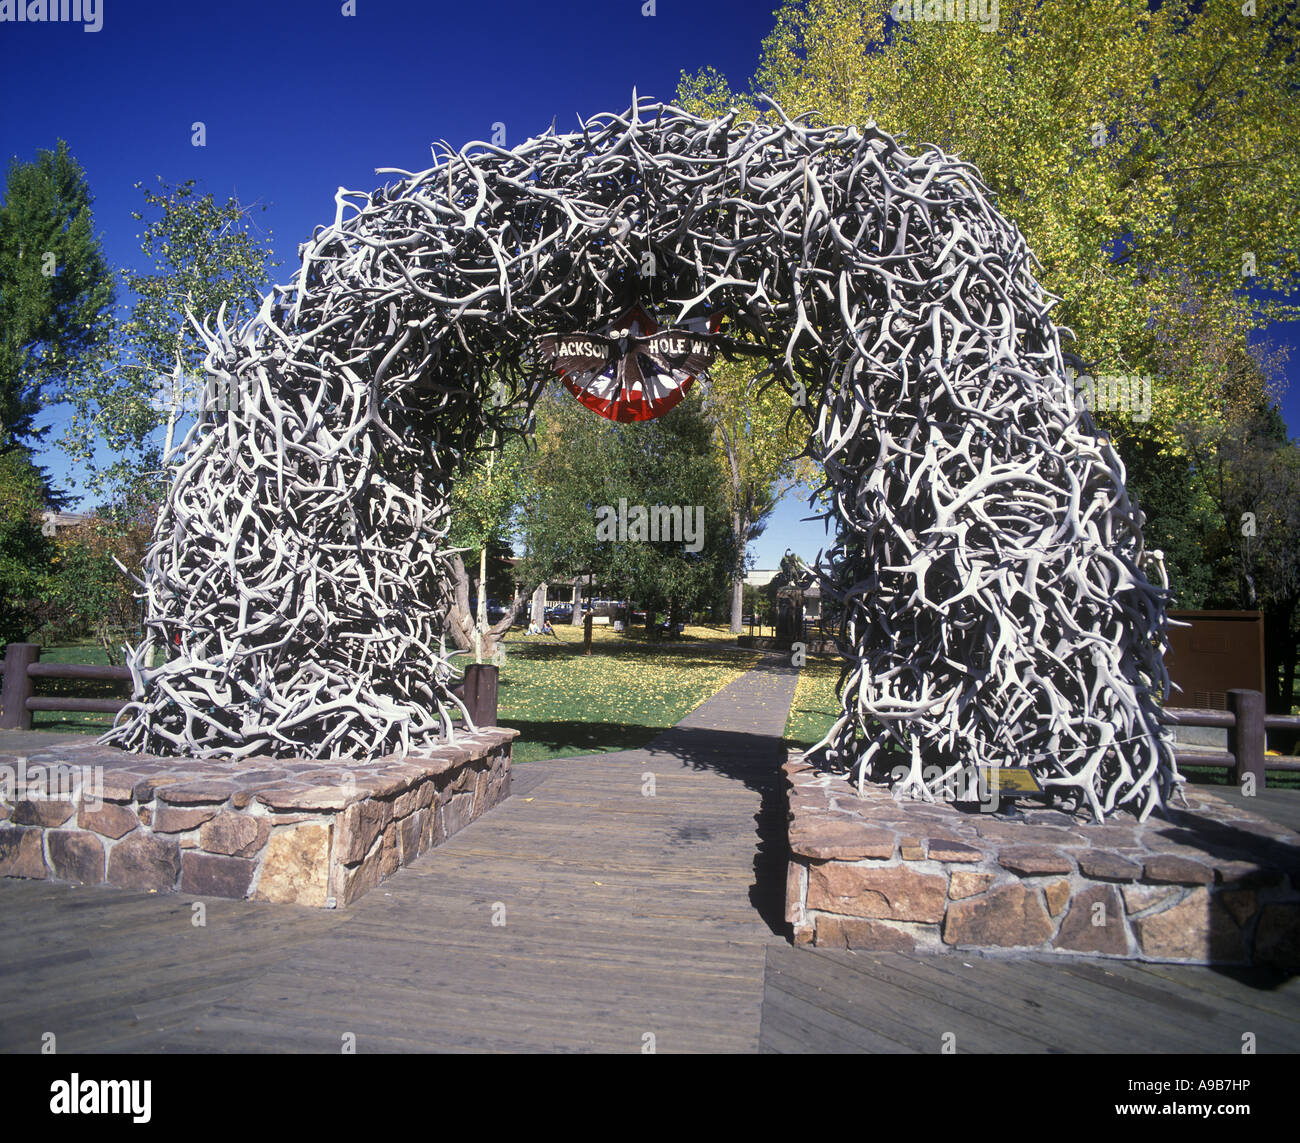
[0,728,516,907]
[784,754,1300,969]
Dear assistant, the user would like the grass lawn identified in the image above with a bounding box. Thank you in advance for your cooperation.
[783,653,845,751]
[532,620,741,644]
[494,623,759,763]
[1178,762,1299,789]
[20,634,1297,788]
[13,631,762,764]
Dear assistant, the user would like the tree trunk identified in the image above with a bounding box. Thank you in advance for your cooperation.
[445,553,479,652]
[475,544,489,663]
[570,578,583,625]
[723,428,750,634]
[147,359,187,672]
[730,570,745,635]
[730,506,748,633]
[96,622,120,667]
[446,553,528,656]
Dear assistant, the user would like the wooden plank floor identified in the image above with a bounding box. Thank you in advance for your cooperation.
[760,944,1300,1053]
[0,659,800,1053]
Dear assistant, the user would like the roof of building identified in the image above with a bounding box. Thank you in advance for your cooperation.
[41,511,93,528]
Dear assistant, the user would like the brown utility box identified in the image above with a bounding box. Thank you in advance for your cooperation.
[1164,610,1264,710]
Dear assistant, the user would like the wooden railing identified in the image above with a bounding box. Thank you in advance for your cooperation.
[0,643,498,733]
[0,643,129,729]
[1160,688,1300,788]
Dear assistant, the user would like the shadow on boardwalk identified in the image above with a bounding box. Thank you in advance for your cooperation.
[591,699,801,937]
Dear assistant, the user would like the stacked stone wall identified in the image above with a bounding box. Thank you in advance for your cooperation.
[0,729,516,906]
[785,755,1300,968]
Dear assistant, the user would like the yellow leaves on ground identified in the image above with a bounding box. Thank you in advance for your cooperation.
[497,624,760,732]
[783,653,845,748]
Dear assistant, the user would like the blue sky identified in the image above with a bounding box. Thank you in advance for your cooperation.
[3,0,1297,573]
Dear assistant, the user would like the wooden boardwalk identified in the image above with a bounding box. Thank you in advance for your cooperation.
[0,659,799,1053]
[761,945,1300,1053]
[2,657,1298,1053]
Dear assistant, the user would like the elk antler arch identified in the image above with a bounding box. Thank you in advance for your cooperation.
[103,98,1179,821]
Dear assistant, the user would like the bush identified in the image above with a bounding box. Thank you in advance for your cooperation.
[36,510,152,661]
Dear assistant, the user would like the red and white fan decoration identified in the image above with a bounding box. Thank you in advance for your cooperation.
[537,305,720,422]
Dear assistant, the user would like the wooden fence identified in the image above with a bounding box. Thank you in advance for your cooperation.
[0,643,498,735]
[1161,688,1300,787]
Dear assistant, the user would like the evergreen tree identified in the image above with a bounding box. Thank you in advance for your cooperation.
[0,139,114,493]
[519,387,734,630]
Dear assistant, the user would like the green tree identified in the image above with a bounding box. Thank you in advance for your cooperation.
[1182,400,1300,715]
[445,432,533,659]
[39,511,152,664]
[677,3,1298,420]
[678,0,1300,628]
[60,178,275,515]
[0,449,54,645]
[0,140,114,482]
[1112,303,1292,610]
[520,387,734,633]
[700,358,819,632]
[1106,418,1223,610]
[742,581,770,630]
[679,0,1299,391]
[519,388,615,616]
